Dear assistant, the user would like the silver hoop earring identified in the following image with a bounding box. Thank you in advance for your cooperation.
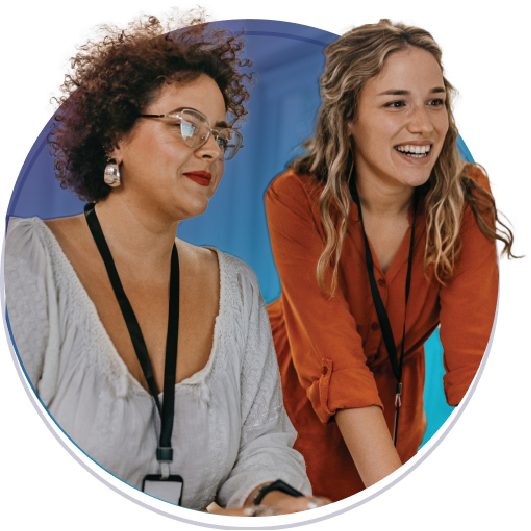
[104,158,121,186]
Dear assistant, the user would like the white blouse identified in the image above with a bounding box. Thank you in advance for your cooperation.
[4,217,310,509]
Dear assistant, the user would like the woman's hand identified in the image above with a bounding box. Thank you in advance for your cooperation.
[257,490,330,514]
[205,492,331,517]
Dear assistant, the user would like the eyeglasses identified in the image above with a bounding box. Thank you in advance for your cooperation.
[140,108,243,160]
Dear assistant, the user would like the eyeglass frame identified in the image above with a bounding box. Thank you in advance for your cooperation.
[140,107,244,160]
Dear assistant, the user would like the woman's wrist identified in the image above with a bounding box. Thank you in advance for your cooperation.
[261,491,329,513]
[253,479,303,505]
[244,482,268,507]
[243,480,330,515]
[261,490,294,507]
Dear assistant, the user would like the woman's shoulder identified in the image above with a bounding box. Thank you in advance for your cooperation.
[43,214,86,236]
[461,163,495,212]
[5,218,52,299]
[7,214,85,248]
[176,240,260,295]
[459,164,496,235]
[177,239,220,273]
[266,168,323,201]
[189,248,264,337]
[7,215,91,271]
[6,216,50,258]
[216,249,260,290]
[464,163,493,195]
[7,215,44,234]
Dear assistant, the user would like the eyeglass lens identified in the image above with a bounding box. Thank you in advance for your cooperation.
[173,109,241,161]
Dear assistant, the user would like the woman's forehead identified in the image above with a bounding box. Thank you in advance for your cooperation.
[380,46,442,78]
[370,47,444,93]
[148,75,226,122]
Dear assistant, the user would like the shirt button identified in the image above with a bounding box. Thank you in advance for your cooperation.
[378,278,386,287]
[321,366,328,375]
[371,322,380,331]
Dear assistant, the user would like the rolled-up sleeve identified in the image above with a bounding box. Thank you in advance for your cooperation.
[217,263,311,508]
[439,170,499,405]
[266,172,382,425]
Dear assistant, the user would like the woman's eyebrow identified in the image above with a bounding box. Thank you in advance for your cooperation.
[377,86,446,97]
[167,107,229,128]
[214,120,230,129]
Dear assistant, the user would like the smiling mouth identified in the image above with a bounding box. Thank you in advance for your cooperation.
[394,144,432,158]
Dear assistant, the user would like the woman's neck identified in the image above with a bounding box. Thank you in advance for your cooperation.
[94,192,179,274]
[355,171,414,219]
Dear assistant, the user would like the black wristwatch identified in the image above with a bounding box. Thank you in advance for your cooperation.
[253,479,303,505]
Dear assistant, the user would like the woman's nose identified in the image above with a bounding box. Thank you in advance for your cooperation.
[407,105,434,134]
[195,132,223,160]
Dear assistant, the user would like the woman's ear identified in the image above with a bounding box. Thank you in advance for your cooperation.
[106,138,124,163]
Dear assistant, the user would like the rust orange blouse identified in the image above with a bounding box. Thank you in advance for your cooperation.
[266,167,498,501]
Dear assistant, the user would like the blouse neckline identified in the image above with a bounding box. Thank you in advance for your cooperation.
[32,216,225,397]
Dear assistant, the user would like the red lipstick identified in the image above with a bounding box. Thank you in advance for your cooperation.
[183,171,211,186]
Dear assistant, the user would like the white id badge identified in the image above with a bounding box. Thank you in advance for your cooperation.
[142,475,184,505]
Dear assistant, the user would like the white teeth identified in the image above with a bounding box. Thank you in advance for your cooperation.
[396,144,431,156]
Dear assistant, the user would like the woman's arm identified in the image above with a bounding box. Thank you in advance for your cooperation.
[336,407,402,487]
[216,259,312,508]
[266,172,397,490]
[265,172,383,425]
[242,482,328,514]
[218,404,401,513]
[5,218,56,398]
[439,169,498,405]
[208,486,329,516]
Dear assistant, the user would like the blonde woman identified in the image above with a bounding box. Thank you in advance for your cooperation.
[266,20,516,501]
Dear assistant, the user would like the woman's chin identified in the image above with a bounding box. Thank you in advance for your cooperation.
[392,169,432,189]
[175,200,210,221]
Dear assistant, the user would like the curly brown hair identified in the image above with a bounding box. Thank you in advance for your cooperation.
[48,10,253,202]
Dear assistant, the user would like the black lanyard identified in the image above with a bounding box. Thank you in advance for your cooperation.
[84,203,180,467]
[349,181,419,446]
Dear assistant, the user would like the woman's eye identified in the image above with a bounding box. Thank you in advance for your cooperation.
[428,98,445,106]
[385,101,405,108]
[180,122,196,140]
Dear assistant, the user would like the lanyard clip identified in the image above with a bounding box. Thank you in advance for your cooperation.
[156,447,173,462]
[395,382,402,407]
[157,447,173,480]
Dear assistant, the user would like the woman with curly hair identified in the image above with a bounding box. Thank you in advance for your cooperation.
[4,12,328,515]
[266,19,516,502]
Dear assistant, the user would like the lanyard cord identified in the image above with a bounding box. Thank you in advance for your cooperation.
[348,181,419,446]
[84,203,180,465]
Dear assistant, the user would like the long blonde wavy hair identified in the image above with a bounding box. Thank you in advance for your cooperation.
[292,19,516,295]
